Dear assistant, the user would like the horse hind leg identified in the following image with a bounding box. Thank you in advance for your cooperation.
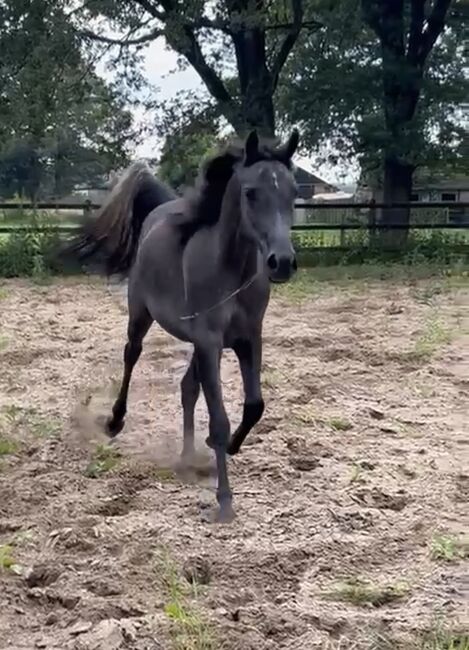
[106,304,152,437]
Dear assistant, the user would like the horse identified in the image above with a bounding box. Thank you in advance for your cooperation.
[65,129,300,522]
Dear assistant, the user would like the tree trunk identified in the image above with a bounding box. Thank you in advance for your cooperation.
[379,155,414,249]
[243,84,275,137]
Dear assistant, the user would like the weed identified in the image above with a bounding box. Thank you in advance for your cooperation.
[0,436,19,456]
[414,318,452,358]
[11,530,35,546]
[153,467,177,482]
[0,287,8,300]
[329,417,353,431]
[293,404,318,425]
[262,368,282,389]
[84,444,120,478]
[156,549,216,650]
[1,405,60,439]
[0,544,22,574]
[350,463,364,484]
[326,577,409,607]
[421,629,469,650]
[430,535,468,562]
[0,335,8,351]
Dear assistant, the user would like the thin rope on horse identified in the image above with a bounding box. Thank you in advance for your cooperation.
[180,273,258,321]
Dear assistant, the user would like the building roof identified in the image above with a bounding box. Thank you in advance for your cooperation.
[293,157,337,189]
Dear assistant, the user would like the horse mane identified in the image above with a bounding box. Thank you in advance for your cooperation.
[180,137,293,243]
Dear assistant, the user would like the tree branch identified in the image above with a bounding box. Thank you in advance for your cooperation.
[79,26,164,46]
[270,0,307,91]
[362,0,405,55]
[407,0,425,62]
[166,24,241,130]
[418,0,452,63]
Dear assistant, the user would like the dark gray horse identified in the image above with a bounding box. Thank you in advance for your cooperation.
[66,130,299,521]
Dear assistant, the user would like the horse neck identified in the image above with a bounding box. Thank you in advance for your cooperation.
[215,175,259,279]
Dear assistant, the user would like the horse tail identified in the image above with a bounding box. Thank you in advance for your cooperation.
[61,161,176,277]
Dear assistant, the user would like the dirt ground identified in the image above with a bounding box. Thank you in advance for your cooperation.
[0,273,467,650]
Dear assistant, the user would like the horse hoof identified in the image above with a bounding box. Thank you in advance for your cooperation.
[226,438,241,456]
[216,505,236,524]
[205,436,215,450]
[105,417,124,438]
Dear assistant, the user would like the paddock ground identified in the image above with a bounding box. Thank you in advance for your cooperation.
[0,272,468,650]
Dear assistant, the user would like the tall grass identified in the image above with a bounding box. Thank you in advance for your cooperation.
[0,211,69,278]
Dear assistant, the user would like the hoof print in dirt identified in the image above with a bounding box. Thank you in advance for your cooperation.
[25,563,61,588]
[183,555,211,585]
[356,488,409,512]
[368,407,385,420]
[85,578,123,597]
[289,456,320,471]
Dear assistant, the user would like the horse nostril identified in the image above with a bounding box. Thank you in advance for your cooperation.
[267,254,278,270]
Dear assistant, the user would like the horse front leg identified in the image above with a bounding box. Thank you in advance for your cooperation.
[227,331,264,456]
[195,344,234,523]
[180,352,200,463]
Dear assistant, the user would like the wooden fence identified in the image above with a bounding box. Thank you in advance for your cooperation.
[1,201,468,252]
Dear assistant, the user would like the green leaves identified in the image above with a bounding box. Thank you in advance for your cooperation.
[0,0,136,200]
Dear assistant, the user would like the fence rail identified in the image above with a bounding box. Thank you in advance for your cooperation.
[1,201,468,239]
[1,200,469,210]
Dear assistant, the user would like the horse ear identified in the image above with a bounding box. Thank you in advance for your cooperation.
[278,129,300,163]
[244,130,259,165]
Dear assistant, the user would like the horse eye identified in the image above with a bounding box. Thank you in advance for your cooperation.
[245,188,257,202]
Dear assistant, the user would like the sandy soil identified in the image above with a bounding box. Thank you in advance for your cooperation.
[0,274,467,650]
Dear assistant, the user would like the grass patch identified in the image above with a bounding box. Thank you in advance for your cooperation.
[292,404,318,425]
[0,335,8,351]
[421,630,469,650]
[414,318,452,358]
[430,535,468,562]
[1,405,60,439]
[262,368,283,389]
[153,467,177,482]
[84,444,120,478]
[156,550,216,650]
[326,577,409,607]
[0,544,22,574]
[329,417,353,431]
[0,435,19,456]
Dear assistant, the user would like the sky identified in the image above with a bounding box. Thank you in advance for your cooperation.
[98,37,358,187]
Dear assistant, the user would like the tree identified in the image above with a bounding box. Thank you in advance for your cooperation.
[157,98,222,191]
[361,0,459,214]
[279,0,467,235]
[76,0,323,136]
[0,0,137,200]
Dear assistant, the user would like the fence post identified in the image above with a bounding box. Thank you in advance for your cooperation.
[83,199,92,220]
[368,198,377,246]
[340,211,345,248]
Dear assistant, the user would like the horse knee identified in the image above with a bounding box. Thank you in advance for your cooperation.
[208,414,230,448]
[124,340,142,365]
[243,400,264,428]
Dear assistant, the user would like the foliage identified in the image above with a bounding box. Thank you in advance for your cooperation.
[0,211,69,277]
[0,0,137,200]
[157,100,222,191]
[278,0,468,178]
[74,0,323,135]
